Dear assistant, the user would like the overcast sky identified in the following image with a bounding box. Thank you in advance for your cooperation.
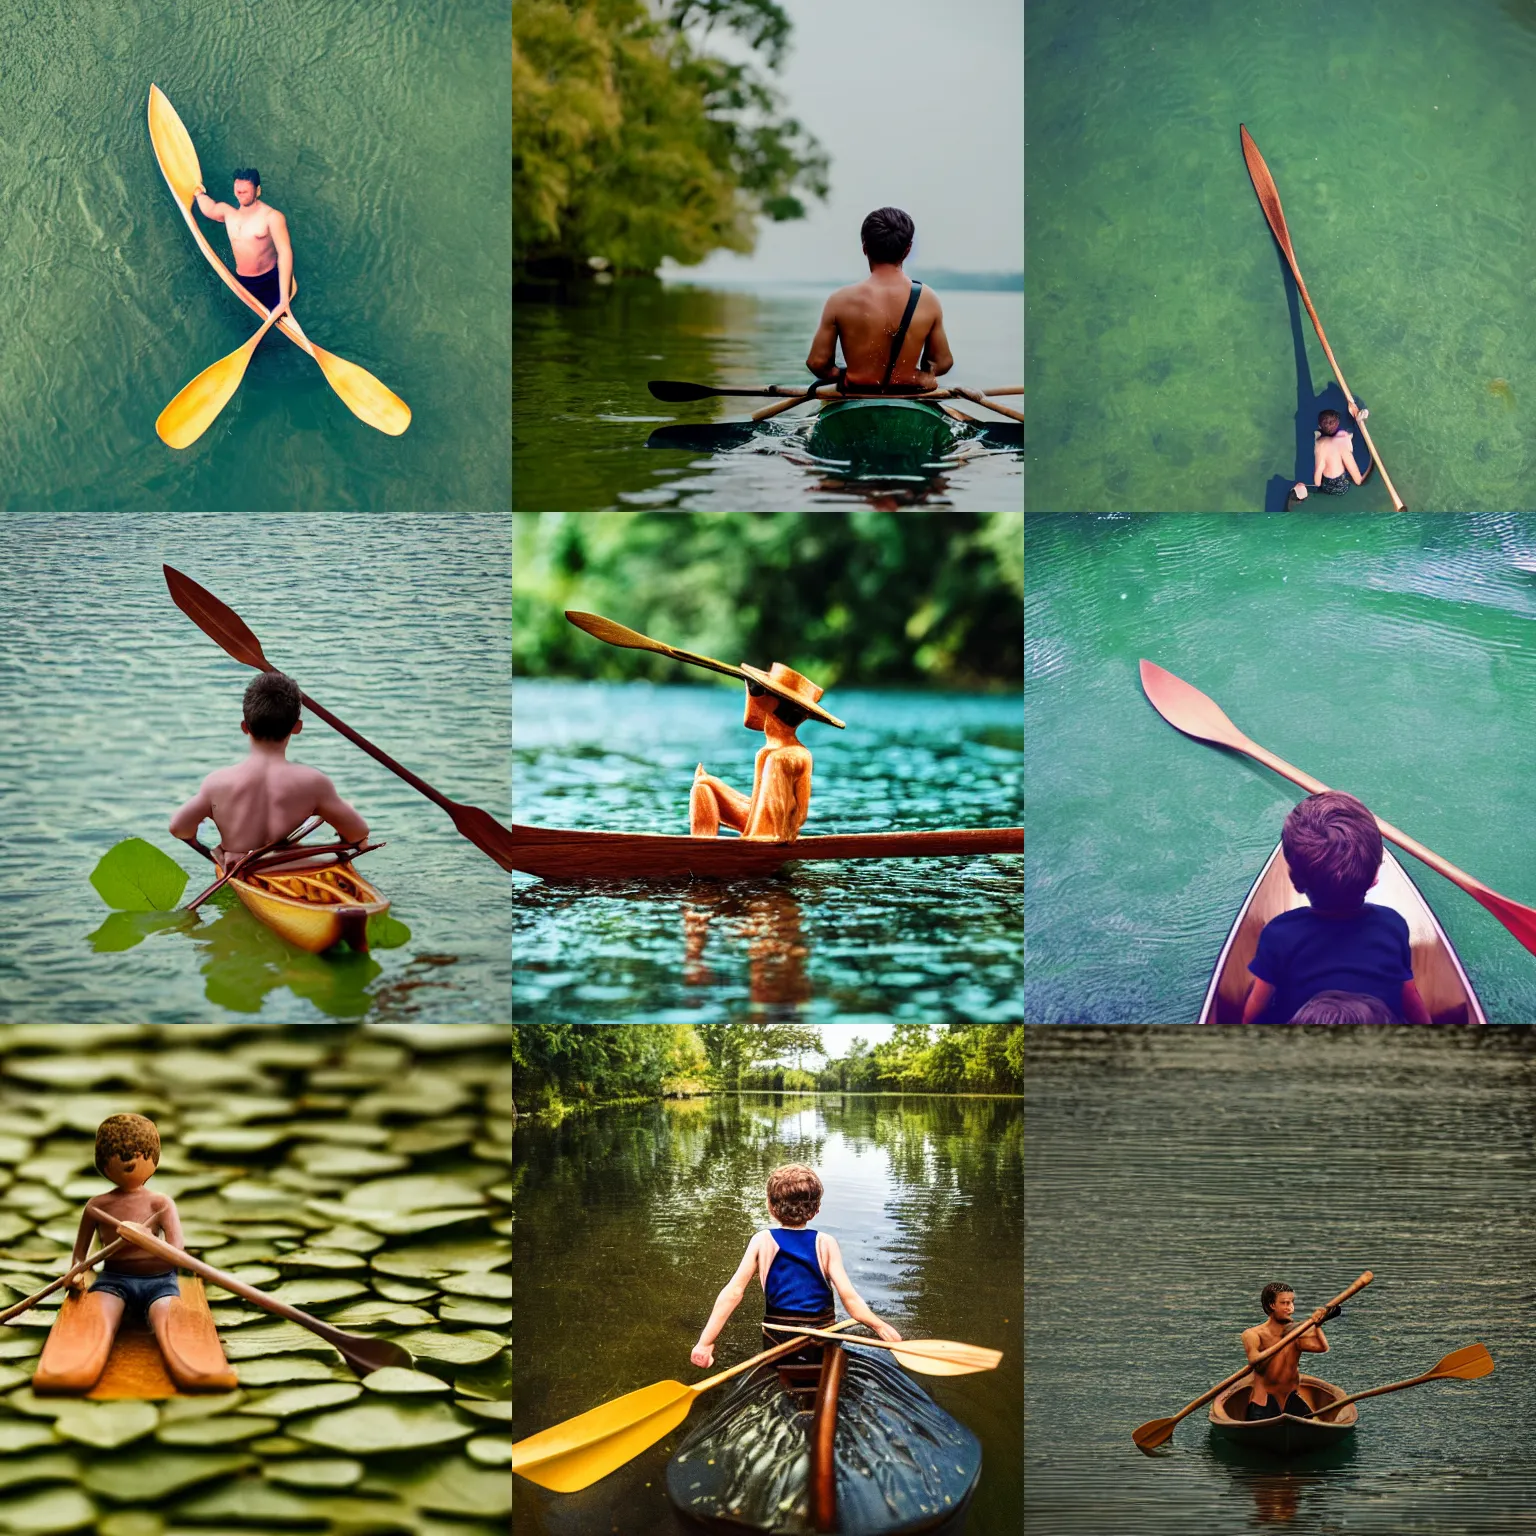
[661,0,1022,283]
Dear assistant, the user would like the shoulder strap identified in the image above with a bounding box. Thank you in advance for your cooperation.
[881,280,923,389]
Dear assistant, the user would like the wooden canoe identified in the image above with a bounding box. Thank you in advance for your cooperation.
[33,1276,237,1398]
[511,824,1023,882]
[667,1345,980,1535]
[1196,842,1487,1024]
[219,857,388,953]
[1208,1374,1357,1456]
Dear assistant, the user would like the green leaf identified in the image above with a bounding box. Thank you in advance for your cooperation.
[290,1401,473,1455]
[155,1414,278,1445]
[0,1485,96,1534]
[238,1383,362,1418]
[86,910,188,954]
[88,839,189,912]
[50,1399,158,1450]
[361,1367,452,1396]
[262,1457,364,1489]
[367,912,412,949]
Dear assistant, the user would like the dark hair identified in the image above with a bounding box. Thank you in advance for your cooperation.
[1318,409,1341,436]
[1260,1282,1294,1315]
[767,1164,823,1226]
[1281,791,1381,909]
[232,167,261,187]
[860,206,914,264]
[772,697,809,729]
[1289,989,1401,1025]
[243,671,301,740]
[95,1113,161,1177]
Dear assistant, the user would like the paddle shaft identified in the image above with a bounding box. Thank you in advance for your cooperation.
[1303,1345,1493,1417]
[182,815,322,910]
[1240,126,1405,511]
[0,1239,129,1326]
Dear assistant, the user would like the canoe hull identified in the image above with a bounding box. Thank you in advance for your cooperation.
[806,398,961,467]
[1196,843,1487,1024]
[510,824,1024,882]
[220,858,389,953]
[668,1347,980,1535]
[1209,1375,1357,1457]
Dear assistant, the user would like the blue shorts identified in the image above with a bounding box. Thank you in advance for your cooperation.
[236,265,283,312]
[91,1270,180,1315]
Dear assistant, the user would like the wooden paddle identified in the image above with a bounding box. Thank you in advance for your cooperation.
[181,816,322,912]
[649,380,1022,404]
[1299,1343,1493,1419]
[513,1316,862,1493]
[163,565,515,871]
[1139,658,1536,957]
[0,1240,129,1327]
[1239,125,1406,511]
[108,1219,410,1378]
[764,1323,1002,1376]
[1133,1271,1373,1453]
[278,306,411,437]
[157,275,295,449]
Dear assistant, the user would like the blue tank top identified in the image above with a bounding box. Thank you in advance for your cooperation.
[764,1228,833,1313]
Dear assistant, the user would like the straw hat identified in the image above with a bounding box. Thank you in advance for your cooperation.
[739,662,845,729]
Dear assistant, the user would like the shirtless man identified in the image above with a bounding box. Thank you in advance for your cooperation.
[192,166,294,321]
[806,207,954,393]
[169,670,366,864]
[690,664,844,841]
[1241,1282,1340,1419]
[1288,404,1375,505]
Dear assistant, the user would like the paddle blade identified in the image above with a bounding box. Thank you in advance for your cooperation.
[565,611,667,654]
[1434,1342,1494,1380]
[647,380,716,402]
[450,803,517,872]
[310,343,411,435]
[513,1380,693,1493]
[647,423,759,452]
[148,86,203,208]
[888,1342,1002,1376]
[157,329,268,449]
[1465,886,1536,960]
[1239,124,1296,262]
[1139,659,1252,751]
[1132,1416,1178,1454]
[164,565,272,670]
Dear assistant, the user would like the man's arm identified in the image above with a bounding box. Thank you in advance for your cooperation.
[691,1235,763,1366]
[1299,1326,1329,1353]
[191,186,234,223]
[823,1236,902,1341]
[153,1194,186,1249]
[1240,977,1275,1024]
[169,780,216,849]
[313,776,368,843]
[1241,1326,1266,1366]
[919,299,954,379]
[1400,979,1431,1025]
[805,297,842,380]
[1344,442,1368,486]
[269,210,293,320]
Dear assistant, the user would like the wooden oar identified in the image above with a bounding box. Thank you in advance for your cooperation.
[513,1316,862,1493]
[109,1219,410,1378]
[1299,1343,1493,1419]
[649,380,1022,404]
[181,816,322,911]
[156,275,295,449]
[0,1240,129,1327]
[1139,658,1536,956]
[278,306,411,437]
[1132,1271,1372,1453]
[1239,125,1405,511]
[764,1323,1001,1376]
[163,565,515,871]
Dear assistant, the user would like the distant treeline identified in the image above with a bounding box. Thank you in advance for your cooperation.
[514,1024,1022,1111]
[513,511,1023,690]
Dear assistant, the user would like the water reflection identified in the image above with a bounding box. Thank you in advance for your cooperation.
[683,888,811,1009]
[1206,1438,1358,1525]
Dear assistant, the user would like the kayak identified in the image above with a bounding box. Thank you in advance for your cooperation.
[510,824,1024,882]
[33,1276,237,1398]
[1196,842,1487,1024]
[1208,1374,1357,1457]
[667,1344,981,1535]
[806,397,963,467]
[219,856,389,953]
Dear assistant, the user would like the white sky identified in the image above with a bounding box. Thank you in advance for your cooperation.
[660,0,1022,283]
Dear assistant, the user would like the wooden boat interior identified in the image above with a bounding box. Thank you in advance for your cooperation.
[240,861,378,907]
[1213,1374,1358,1427]
[1200,844,1485,1024]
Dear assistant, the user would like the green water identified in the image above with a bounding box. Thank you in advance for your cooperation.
[1,0,510,511]
[513,282,1023,511]
[0,514,510,1023]
[1027,0,1536,511]
[1025,514,1536,1023]
[512,1090,1022,1535]
[1027,1026,1536,1534]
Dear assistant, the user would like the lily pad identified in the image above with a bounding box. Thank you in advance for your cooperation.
[50,1398,158,1450]
[386,1330,505,1367]
[0,1451,81,1492]
[230,1356,351,1388]
[0,1485,96,1534]
[155,1414,278,1445]
[290,1401,473,1455]
[439,1299,512,1327]
[0,1420,59,1453]
[466,1435,510,1467]
[89,839,188,913]
[78,1449,253,1502]
[361,1367,452,1396]
[361,1459,512,1518]
[261,1457,364,1489]
[238,1382,362,1418]
[438,1271,511,1300]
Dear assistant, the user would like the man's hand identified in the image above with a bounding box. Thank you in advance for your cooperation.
[1321,1304,1343,1322]
[872,1321,903,1343]
[691,1342,714,1368]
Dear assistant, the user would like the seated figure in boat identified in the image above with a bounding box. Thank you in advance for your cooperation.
[690,665,839,842]
[34,1114,229,1393]
[1241,790,1429,1024]
[170,670,368,865]
[1241,1282,1339,1420]
[1286,405,1375,507]
[805,207,954,395]
[690,1163,902,1370]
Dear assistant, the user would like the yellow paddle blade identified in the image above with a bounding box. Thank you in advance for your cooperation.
[512,1379,694,1493]
[310,343,411,436]
[147,85,202,206]
[888,1341,1003,1376]
[157,341,257,448]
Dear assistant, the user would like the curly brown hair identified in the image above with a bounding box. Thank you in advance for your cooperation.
[766,1164,823,1226]
[95,1114,161,1178]
[1282,791,1382,909]
[1260,1282,1294,1316]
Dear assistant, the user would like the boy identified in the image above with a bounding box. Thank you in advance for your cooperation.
[1242,1282,1339,1419]
[170,670,368,864]
[1287,403,1375,506]
[691,1164,901,1369]
[1242,791,1430,1025]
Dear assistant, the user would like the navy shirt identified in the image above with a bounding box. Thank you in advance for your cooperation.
[1249,904,1413,1023]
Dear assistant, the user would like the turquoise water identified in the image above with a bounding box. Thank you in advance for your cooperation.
[513,283,1023,511]
[1026,514,1536,1023]
[0,0,510,510]
[1027,0,1536,510]
[0,514,511,1022]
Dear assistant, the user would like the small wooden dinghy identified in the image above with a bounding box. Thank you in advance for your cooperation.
[1197,843,1487,1024]
[33,1276,237,1398]
[667,1343,980,1535]
[218,857,389,953]
[1208,1374,1358,1456]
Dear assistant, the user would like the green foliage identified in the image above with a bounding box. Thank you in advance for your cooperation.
[513,511,1024,690]
[90,837,189,911]
[513,1025,704,1111]
[700,1023,822,1088]
[513,0,828,276]
[817,1027,1023,1095]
